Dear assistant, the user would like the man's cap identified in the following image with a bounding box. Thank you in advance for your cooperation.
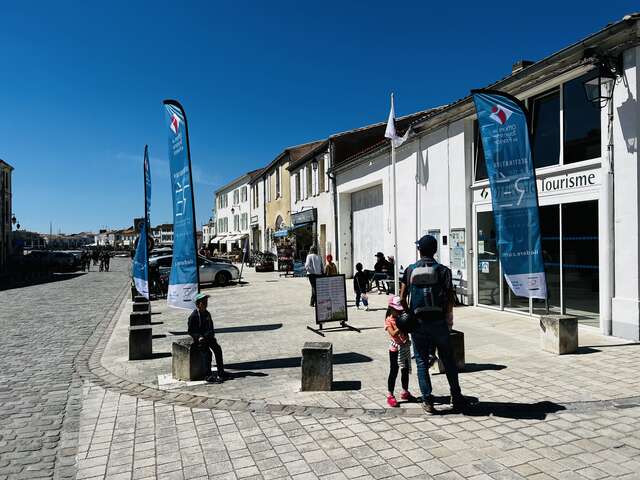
[375,252,385,257]
[195,293,209,303]
[415,235,438,252]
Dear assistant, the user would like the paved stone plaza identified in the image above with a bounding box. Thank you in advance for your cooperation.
[3,259,640,479]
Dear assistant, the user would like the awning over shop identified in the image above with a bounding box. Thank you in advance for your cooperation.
[292,222,313,229]
[210,236,226,243]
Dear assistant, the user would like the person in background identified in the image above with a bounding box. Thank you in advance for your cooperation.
[374,252,390,294]
[304,246,324,307]
[353,262,369,310]
[325,254,338,276]
[384,296,417,407]
[188,293,226,383]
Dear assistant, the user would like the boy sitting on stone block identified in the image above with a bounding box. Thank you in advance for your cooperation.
[188,293,226,383]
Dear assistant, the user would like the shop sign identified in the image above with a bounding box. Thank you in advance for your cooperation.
[538,169,600,195]
[250,215,258,225]
[292,208,317,225]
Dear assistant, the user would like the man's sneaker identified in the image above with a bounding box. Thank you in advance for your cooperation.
[450,395,469,413]
[206,374,223,384]
[400,391,418,402]
[386,395,398,408]
[422,396,437,415]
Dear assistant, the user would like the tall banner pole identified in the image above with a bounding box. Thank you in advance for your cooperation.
[471,89,547,299]
[391,140,399,295]
[132,145,152,300]
[163,99,200,309]
[143,144,151,287]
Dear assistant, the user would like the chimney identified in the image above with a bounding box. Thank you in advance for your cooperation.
[512,60,534,74]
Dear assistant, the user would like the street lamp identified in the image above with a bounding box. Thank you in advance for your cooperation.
[583,53,620,106]
[311,158,318,171]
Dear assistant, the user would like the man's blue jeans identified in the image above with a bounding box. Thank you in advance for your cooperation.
[411,318,462,400]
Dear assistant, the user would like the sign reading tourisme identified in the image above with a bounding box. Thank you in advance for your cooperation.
[163,100,199,309]
[472,90,547,299]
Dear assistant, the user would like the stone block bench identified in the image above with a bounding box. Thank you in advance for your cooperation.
[540,315,578,354]
[172,338,211,381]
[432,329,465,374]
[129,325,152,360]
[301,342,333,391]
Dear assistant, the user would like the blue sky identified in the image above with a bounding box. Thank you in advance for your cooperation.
[3,1,637,233]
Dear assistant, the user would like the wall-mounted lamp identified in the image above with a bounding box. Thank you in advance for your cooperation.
[583,51,621,106]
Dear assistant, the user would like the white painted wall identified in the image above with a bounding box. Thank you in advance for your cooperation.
[250,177,265,251]
[612,45,640,340]
[215,178,251,250]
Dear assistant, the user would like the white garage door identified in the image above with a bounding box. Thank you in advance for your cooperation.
[351,185,384,272]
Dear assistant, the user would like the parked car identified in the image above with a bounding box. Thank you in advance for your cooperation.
[149,254,240,289]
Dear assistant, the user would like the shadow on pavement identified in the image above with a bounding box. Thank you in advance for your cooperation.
[168,323,283,336]
[332,380,362,391]
[433,396,565,420]
[151,352,172,359]
[224,370,268,379]
[0,272,86,291]
[461,363,507,373]
[225,352,373,371]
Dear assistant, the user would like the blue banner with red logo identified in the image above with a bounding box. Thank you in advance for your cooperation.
[472,90,547,299]
[163,100,199,309]
[133,145,152,299]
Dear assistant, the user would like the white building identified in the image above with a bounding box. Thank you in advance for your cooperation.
[287,142,334,260]
[202,219,217,247]
[333,13,640,341]
[249,169,265,252]
[212,170,261,253]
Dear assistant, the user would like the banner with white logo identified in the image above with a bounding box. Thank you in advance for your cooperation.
[472,90,547,299]
[163,100,199,309]
[132,220,149,298]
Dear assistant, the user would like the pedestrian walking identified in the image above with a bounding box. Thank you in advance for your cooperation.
[353,263,369,310]
[304,246,324,307]
[400,234,468,414]
[104,252,110,272]
[92,250,99,266]
[188,293,226,383]
[85,251,91,272]
[384,296,417,407]
[374,252,390,294]
[325,254,338,276]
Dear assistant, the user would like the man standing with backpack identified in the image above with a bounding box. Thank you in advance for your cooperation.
[400,235,467,414]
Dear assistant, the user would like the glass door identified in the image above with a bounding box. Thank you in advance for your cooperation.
[476,211,500,307]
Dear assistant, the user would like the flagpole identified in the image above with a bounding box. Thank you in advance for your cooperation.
[389,92,400,297]
[143,145,150,294]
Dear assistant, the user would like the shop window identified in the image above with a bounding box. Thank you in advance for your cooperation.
[531,89,560,169]
[564,72,601,164]
[473,120,488,181]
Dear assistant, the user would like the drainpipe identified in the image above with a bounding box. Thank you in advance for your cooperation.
[601,85,615,336]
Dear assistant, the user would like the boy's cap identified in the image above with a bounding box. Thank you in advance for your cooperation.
[416,235,437,252]
[195,293,209,303]
[375,252,385,258]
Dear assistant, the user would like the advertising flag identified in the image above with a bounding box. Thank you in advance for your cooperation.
[132,220,149,298]
[384,93,410,147]
[163,100,199,309]
[472,90,547,299]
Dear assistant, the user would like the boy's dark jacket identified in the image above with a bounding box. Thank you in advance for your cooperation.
[188,309,215,343]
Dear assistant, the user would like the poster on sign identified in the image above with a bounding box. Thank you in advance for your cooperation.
[308,275,360,336]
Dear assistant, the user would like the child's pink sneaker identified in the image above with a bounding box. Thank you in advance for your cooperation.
[386,395,398,408]
[400,391,417,402]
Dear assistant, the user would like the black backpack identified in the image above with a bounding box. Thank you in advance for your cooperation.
[408,259,447,316]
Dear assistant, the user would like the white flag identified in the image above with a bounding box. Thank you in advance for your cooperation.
[384,93,410,147]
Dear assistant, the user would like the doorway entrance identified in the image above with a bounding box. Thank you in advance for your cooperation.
[475,199,599,327]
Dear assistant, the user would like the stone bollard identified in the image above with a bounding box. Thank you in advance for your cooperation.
[131,285,137,301]
[132,302,150,313]
[129,325,153,360]
[130,311,151,326]
[540,315,578,354]
[172,338,211,381]
[134,295,148,303]
[301,342,333,391]
[432,329,465,374]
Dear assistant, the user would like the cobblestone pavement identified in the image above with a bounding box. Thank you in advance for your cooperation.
[102,268,640,412]
[0,259,129,479]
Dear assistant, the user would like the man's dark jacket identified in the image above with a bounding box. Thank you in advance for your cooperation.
[188,309,215,343]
